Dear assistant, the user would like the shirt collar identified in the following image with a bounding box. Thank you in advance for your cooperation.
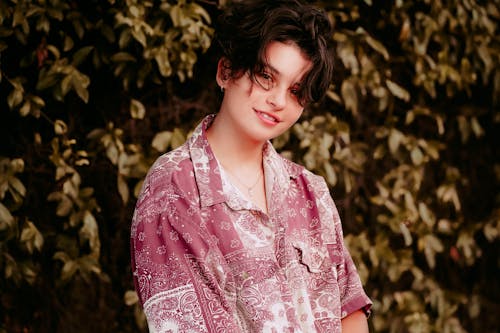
[188,114,304,208]
[188,115,226,207]
[262,141,304,198]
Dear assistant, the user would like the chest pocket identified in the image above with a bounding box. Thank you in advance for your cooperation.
[290,241,343,284]
[292,242,329,273]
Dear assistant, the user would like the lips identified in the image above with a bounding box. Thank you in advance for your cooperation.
[255,110,280,124]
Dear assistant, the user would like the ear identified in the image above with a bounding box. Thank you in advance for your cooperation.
[216,58,231,89]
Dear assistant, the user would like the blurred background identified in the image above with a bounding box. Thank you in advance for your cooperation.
[0,0,498,332]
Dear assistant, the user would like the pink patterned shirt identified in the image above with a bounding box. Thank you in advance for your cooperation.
[131,115,371,333]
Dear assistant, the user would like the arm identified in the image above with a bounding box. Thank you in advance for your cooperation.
[131,178,239,333]
[341,309,369,332]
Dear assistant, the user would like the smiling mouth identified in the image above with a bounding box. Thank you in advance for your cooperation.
[256,111,280,124]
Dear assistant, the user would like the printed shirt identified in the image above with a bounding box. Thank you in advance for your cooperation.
[131,115,372,333]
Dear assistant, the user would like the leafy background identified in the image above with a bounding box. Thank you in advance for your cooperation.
[0,0,498,332]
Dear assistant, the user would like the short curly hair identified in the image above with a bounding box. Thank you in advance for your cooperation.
[214,0,333,104]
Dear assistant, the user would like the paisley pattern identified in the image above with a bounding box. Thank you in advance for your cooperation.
[131,115,371,332]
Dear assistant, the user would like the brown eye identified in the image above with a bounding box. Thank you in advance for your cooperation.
[253,71,274,90]
[291,85,306,105]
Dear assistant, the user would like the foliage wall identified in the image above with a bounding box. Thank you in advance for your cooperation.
[1,0,498,332]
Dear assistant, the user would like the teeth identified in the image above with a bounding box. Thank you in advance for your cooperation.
[260,112,277,122]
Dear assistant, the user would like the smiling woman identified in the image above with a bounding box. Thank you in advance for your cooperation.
[130,1,372,332]
[210,41,311,147]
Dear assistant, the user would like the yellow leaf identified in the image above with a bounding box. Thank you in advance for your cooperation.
[20,220,44,253]
[400,222,413,246]
[130,99,146,119]
[117,174,129,204]
[388,129,404,154]
[124,290,139,306]
[410,147,424,166]
[386,79,410,101]
[61,260,78,281]
[19,101,30,116]
[54,119,68,135]
[0,202,14,230]
[341,79,358,115]
[170,128,186,149]
[151,131,172,152]
[323,162,337,186]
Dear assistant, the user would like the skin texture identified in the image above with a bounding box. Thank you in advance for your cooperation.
[341,309,369,332]
[211,41,311,146]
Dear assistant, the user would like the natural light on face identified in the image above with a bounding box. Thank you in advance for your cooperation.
[249,47,310,107]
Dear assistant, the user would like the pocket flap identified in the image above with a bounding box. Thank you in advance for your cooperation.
[292,241,329,273]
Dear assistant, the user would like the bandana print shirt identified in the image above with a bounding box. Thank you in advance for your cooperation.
[131,115,372,333]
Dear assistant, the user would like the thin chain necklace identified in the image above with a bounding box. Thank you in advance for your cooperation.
[223,166,263,198]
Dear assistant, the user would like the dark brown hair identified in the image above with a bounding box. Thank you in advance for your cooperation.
[214,0,333,104]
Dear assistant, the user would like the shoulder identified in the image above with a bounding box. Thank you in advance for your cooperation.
[279,154,329,192]
[147,144,191,183]
[135,143,196,212]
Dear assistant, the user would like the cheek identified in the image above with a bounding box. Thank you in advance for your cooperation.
[290,105,304,121]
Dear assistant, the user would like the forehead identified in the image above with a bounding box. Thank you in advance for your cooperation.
[263,41,312,83]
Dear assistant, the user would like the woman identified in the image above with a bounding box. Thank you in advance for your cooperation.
[131,0,372,332]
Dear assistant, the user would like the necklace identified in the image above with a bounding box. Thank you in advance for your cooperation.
[223,166,263,198]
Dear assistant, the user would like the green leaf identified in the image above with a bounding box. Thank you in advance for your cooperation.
[7,83,24,109]
[20,220,44,253]
[80,210,101,256]
[71,71,90,103]
[8,177,26,200]
[72,46,94,67]
[0,202,14,230]
[61,259,78,281]
[111,52,137,62]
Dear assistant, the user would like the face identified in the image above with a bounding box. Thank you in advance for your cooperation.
[216,41,312,144]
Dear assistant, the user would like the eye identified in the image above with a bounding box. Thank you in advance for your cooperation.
[253,71,274,90]
[290,84,306,105]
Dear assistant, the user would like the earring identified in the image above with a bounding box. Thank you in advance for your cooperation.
[220,86,224,92]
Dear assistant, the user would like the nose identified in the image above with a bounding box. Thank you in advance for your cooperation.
[266,86,287,110]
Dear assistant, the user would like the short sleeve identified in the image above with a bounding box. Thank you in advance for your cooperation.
[313,176,372,318]
[130,172,239,332]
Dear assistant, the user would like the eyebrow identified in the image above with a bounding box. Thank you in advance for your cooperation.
[263,63,303,87]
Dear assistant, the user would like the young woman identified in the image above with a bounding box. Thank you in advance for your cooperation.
[131,0,372,332]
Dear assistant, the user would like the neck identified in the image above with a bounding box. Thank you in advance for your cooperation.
[206,113,265,172]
